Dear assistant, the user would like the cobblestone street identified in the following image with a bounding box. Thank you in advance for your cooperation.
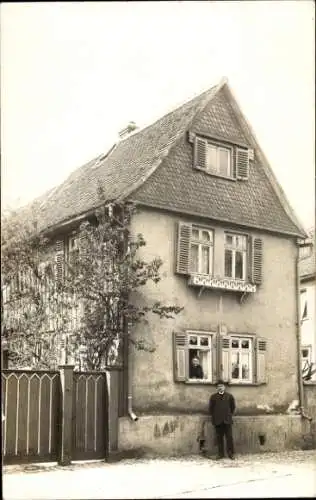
[3,450,316,499]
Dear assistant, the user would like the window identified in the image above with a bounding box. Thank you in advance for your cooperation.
[174,331,267,385]
[224,233,247,281]
[301,346,312,369]
[193,136,250,180]
[176,222,263,286]
[188,332,213,381]
[173,331,215,383]
[300,290,308,321]
[190,227,214,275]
[230,337,253,383]
[206,143,232,177]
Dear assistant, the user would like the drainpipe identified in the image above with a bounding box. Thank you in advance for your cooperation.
[127,334,138,422]
[295,241,312,422]
[127,322,138,421]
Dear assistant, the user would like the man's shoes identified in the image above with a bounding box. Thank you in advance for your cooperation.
[228,454,235,460]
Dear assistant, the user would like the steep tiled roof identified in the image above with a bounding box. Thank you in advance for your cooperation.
[32,84,219,231]
[24,79,306,238]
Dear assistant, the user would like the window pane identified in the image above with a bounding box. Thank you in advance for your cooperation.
[231,352,239,379]
[192,229,199,240]
[241,339,250,349]
[302,349,309,358]
[241,353,250,379]
[190,244,199,273]
[225,234,233,246]
[207,145,217,171]
[201,246,210,274]
[200,337,209,347]
[225,249,233,277]
[199,350,209,379]
[231,339,239,349]
[189,336,198,345]
[219,148,230,176]
[201,230,211,242]
[235,251,243,279]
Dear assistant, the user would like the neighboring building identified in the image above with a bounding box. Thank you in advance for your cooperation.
[300,229,316,381]
[3,78,312,454]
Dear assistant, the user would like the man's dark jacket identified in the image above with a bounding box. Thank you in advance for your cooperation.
[209,391,236,425]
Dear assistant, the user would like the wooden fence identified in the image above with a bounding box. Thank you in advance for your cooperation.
[1,366,121,465]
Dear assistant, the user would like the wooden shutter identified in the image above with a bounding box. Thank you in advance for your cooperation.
[219,336,231,383]
[236,147,249,180]
[194,137,207,170]
[176,222,192,275]
[212,335,218,383]
[55,239,65,283]
[247,236,253,283]
[252,238,263,284]
[255,337,267,384]
[173,332,188,382]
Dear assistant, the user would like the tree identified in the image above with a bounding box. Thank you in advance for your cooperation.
[1,199,183,370]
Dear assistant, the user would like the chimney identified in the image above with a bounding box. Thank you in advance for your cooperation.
[118,121,138,140]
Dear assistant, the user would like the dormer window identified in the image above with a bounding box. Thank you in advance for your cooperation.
[192,134,250,180]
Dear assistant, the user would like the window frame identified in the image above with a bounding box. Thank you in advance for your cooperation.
[206,142,233,178]
[224,231,248,282]
[229,335,254,385]
[186,330,214,383]
[190,225,214,277]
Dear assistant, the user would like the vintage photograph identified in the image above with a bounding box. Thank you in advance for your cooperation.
[1,1,315,498]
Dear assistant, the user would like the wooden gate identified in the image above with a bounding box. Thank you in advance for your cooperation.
[2,370,61,464]
[72,372,108,460]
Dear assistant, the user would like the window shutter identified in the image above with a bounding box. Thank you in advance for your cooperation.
[212,336,218,382]
[194,137,207,170]
[173,332,188,382]
[252,238,263,285]
[176,222,192,275]
[247,236,253,283]
[236,148,249,180]
[219,336,231,383]
[55,239,65,283]
[255,337,267,384]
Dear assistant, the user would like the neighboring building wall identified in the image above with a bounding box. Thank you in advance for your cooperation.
[129,206,299,415]
[300,279,316,379]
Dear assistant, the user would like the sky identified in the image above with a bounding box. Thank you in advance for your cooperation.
[1,1,315,230]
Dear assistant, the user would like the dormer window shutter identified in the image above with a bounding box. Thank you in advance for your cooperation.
[55,239,65,283]
[173,332,188,382]
[252,238,263,285]
[176,222,192,275]
[194,137,207,170]
[236,147,249,180]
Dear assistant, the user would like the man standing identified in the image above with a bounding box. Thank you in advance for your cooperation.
[209,380,236,459]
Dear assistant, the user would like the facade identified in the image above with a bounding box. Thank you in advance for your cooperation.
[4,78,312,454]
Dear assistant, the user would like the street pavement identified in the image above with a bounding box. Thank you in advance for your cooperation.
[3,450,316,499]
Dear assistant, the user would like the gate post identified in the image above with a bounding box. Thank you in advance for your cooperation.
[58,364,75,466]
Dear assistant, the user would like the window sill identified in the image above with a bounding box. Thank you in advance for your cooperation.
[194,166,237,182]
[228,382,266,387]
[185,379,214,385]
[188,274,256,293]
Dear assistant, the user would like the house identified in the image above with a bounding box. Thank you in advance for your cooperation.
[3,78,313,455]
[300,229,316,381]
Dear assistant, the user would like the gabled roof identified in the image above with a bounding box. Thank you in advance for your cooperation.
[25,78,306,238]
